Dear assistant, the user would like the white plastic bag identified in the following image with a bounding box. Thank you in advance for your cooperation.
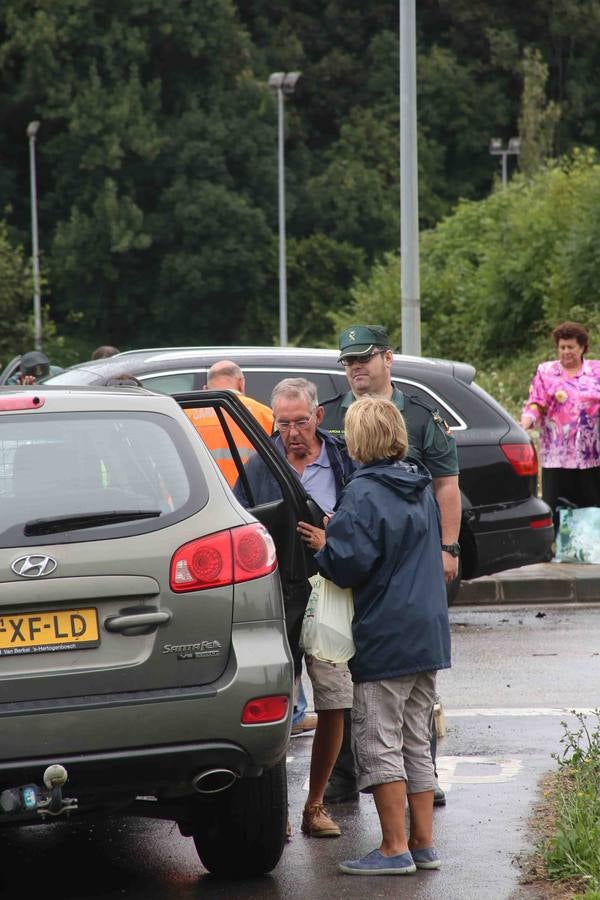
[300,573,355,664]
[555,507,600,564]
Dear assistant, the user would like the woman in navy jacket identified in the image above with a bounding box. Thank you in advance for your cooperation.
[307,396,451,876]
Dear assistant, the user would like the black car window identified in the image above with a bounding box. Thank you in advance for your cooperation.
[392,379,464,430]
[242,370,345,407]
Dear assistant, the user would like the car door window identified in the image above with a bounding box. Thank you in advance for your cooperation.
[392,379,463,429]
[242,370,345,407]
[139,372,198,394]
[174,391,322,582]
[184,403,271,491]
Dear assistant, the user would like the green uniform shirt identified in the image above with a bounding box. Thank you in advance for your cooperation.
[321,386,459,477]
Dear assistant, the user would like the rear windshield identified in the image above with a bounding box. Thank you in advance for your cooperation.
[0,411,208,547]
[42,367,105,385]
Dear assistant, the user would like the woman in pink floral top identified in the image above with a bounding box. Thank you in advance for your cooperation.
[521,321,600,527]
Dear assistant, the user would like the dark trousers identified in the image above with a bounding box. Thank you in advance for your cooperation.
[542,466,600,531]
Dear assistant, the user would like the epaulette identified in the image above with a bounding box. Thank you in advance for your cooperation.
[407,394,452,436]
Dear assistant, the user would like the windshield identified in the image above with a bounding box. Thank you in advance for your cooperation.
[42,367,106,385]
[0,411,206,546]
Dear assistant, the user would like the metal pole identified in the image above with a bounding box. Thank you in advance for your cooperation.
[277,87,288,347]
[27,122,42,351]
[399,0,421,356]
[501,152,507,189]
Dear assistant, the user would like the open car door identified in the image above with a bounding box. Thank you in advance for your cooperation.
[174,390,325,670]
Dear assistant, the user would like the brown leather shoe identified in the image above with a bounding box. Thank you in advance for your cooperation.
[291,711,318,735]
[301,802,341,838]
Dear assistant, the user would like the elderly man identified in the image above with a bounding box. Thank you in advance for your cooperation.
[320,324,461,807]
[234,377,354,839]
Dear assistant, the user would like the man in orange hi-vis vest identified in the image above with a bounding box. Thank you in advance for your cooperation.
[185,360,274,487]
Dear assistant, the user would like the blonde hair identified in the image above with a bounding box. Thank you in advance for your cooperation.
[345,396,408,465]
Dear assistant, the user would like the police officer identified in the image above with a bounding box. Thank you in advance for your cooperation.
[321,324,461,806]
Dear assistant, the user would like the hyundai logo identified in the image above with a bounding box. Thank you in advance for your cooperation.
[11,555,58,578]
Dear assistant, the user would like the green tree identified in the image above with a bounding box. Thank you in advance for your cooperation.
[518,47,561,176]
[0,222,35,365]
[0,0,277,348]
[331,150,600,367]
[0,220,70,366]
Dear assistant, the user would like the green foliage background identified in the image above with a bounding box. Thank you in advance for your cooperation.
[0,1,600,381]
[333,152,600,417]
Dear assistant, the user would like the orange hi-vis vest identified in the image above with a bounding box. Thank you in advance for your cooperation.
[185,391,274,487]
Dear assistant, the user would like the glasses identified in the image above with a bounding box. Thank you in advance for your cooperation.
[275,414,314,432]
[340,350,385,368]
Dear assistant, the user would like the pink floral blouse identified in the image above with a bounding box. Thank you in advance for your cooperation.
[522,359,600,469]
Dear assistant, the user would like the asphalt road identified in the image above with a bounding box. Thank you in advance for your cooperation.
[1,603,598,899]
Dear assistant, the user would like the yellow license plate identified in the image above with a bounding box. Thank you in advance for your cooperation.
[0,608,99,657]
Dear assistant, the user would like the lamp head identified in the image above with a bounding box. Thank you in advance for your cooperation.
[268,71,301,94]
[27,121,40,138]
[489,137,503,152]
[282,71,301,94]
[508,137,521,153]
[268,72,285,92]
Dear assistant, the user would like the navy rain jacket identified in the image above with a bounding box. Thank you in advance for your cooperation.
[315,459,451,683]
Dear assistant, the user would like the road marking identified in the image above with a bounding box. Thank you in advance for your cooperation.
[290,754,524,793]
[437,755,522,792]
[446,707,597,717]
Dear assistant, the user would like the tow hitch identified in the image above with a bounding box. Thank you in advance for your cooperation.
[0,764,78,818]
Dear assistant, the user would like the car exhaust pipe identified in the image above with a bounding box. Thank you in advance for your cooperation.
[192,768,238,794]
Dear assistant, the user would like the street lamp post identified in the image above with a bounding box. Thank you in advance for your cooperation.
[268,71,301,348]
[489,137,521,188]
[399,0,421,356]
[27,120,42,351]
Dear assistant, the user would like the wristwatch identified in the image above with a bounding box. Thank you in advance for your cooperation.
[441,542,461,557]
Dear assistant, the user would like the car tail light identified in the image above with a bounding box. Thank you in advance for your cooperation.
[501,442,538,477]
[530,516,553,529]
[233,523,277,582]
[170,523,277,592]
[242,695,288,724]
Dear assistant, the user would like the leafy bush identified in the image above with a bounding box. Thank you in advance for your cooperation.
[331,151,600,384]
[543,711,600,895]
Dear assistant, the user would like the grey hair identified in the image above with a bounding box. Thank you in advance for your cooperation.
[270,377,319,412]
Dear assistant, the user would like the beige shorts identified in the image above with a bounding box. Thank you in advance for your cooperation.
[305,655,353,711]
[352,671,437,794]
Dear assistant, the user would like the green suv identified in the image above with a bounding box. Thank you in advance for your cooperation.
[0,384,320,876]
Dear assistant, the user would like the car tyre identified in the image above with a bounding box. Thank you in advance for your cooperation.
[191,757,288,876]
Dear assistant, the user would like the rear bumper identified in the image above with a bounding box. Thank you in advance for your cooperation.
[0,621,293,801]
[467,496,554,577]
[0,740,264,801]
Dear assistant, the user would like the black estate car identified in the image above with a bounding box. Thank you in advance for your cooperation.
[45,346,554,584]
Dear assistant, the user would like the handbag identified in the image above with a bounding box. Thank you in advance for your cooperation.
[299,573,355,664]
[555,507,600,564]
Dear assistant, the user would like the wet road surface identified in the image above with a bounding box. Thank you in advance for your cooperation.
[0,603,598,899]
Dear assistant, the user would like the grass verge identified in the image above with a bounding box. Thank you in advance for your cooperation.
[521,710,600,899]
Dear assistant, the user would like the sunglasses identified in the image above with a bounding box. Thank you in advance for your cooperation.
[340,350,385,368]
